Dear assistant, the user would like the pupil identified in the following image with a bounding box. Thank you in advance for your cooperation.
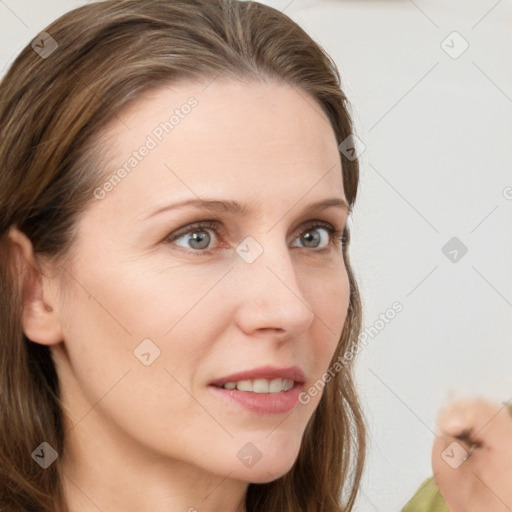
[303,230,320,248]
[190,231,210,249]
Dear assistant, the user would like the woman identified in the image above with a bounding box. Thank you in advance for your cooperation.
[0,1,366,510]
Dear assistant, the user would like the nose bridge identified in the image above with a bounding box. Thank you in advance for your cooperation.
[232,231,315,334]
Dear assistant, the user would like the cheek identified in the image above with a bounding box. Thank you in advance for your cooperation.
[309,264,350,355]
[64,254,231,345]
[114,258,233,339]
[56,266,221,455]
[57,257,237,411]
[56,278,140,423]
[297,263,350,410]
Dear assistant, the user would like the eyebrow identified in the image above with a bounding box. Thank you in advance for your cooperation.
[143,197,351,220]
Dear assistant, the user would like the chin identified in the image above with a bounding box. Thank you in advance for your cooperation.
[228,449,300,484]
[231,465,294,485]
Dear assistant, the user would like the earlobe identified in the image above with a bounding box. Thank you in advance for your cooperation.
[7,226,64,346]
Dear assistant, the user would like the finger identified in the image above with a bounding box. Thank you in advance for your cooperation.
[432,399,512,512]
[436,397,503,443]
[432,434,512,512]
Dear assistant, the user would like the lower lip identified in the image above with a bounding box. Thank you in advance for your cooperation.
[208,382,303,415]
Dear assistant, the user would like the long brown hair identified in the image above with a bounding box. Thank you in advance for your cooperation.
[0,1,366,510]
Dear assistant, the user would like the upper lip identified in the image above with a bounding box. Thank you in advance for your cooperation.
[209,365,306,387]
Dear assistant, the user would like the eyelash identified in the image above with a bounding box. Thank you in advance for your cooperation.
[165,219,347,256]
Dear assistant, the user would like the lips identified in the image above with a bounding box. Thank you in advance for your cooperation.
[208,365,306,414]
[209,365,306,388]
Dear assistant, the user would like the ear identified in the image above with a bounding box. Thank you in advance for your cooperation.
[7,226,64,346]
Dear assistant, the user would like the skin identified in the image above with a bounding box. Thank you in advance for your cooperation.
[9,78,351,512]
[432,398,512,512]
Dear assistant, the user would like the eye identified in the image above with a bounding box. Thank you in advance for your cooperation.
[166,220,346,255]
[291,222,344,251]
[169,220,222,253]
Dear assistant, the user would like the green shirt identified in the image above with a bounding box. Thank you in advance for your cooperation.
[401,477,450,512]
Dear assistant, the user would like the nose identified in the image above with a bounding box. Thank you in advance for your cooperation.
[231,237,316,341]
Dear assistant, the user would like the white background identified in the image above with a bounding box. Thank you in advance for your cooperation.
[1,1,511,510]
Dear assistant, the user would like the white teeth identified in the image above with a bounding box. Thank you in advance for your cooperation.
[221,378,295,393]
[282,379,294,391]
[252,379,269,393]
[269,378,282,393]
[236,380,253,392]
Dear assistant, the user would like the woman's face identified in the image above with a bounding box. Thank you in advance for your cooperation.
[52,78,351,483]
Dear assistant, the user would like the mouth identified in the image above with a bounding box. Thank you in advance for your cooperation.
[211,377,296,393]
[208,365,306,414]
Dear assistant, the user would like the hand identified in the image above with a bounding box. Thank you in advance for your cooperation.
[432,398,512,512]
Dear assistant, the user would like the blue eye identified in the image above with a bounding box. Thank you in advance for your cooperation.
[166,220,346,255]
[291,223,339,250]
[171,221,221,252]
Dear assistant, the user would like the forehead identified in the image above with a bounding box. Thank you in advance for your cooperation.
[91,78,345,218]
